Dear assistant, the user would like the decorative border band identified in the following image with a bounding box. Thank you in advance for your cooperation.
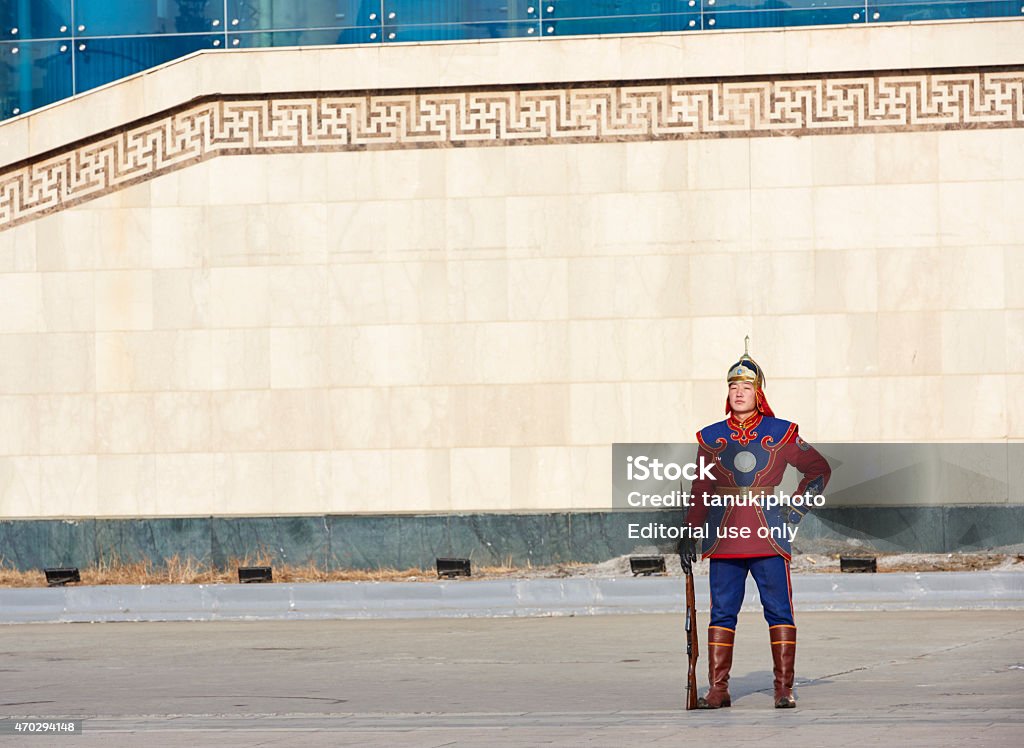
[1,67,1023,231]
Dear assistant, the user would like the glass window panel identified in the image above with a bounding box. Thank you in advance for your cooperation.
[0,0,72,40]
[229,27,379,49]
[541,11,701,34]
[868,0,1018,20]
[0,38,72,118]
[707,7,867,26]
[543,1,696,18]
[384,0,538,25]
[385,20,541,42]
[228,1,375,31]
[74,0,225,37]
[74,33,220,94]
[707,0,865,11]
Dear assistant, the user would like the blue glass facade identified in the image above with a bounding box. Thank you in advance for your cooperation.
[1,0,1021,120]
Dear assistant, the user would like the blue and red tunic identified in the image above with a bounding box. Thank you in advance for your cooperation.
[685,412,830,560]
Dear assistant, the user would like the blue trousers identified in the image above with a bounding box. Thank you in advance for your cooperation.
[709,556,795,630]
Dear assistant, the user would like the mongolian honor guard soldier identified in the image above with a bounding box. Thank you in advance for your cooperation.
[678,339,831,709]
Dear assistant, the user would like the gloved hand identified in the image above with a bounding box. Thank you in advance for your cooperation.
[677,535,698,573]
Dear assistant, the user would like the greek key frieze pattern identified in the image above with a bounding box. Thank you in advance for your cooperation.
[2,69,1022,230]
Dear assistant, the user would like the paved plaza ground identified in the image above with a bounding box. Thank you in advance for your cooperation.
[2,610,1022,746]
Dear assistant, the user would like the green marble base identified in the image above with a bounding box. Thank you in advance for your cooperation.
[0,506,1021,572]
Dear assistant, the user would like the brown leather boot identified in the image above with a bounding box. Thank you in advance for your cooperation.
[770,624,797,708]
[697,626,734,709]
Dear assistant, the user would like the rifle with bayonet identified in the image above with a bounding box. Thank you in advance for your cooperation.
[679,534,699,710]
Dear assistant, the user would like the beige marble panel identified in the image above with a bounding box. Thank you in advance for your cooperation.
[1008,374,1024,440]
[450,384,569,448]
[452,321,568,385]
[940,375,1007,440]
[153,392,212,454]
[96,394,155,454]
[270,328,330,390]
[206,155,269,206]
[688,252,755,317]
[874,184,940,249]
[268,389,331,452]
[269,265,330,327]
[449,447,511,511]
[96,208,154,270]
[151,453,217,516]
[812,185,876,252]
[213,452,274,514]
[37,395,96,456]
[568,318,691,383]
[95,331,210,392]
[625,141,688,194]
[150,206,205,270]
[938,130,1005,183]
[876,248,945,312]
[210,390,274,452]
[749,251,816,315]
[569,383,630,447]
[751,315,817,380]
[1008,311,1024,375]
[751,137,814,189]
[445,197,506,255]
[386,449,451,514]
[750,188,815,253]
[688,139,750,190]
[815,314,879,378]
[690,316,756,381]
[446,259,509,322]
[205,205,252,267]
[329,449,394,513]
[388,386,452,450]
[568,445,612,510]
[763,378,819,436]
[0,273,42,333]
[568,255,689,319]
[877,311,943,376]
[210,267,271,328]
[329,260,449,326]
[940,246,1005,311]
[878,376,944,441]
[680,189,753,253]
[41,271,95,332]
[812,134,875,187]
[263,203,329,266]
[268,153,330,205]
[96,454,154,516]
[939,181,1022,247]
[814,249,877,313]
[567,142,626,194]
[94,270,154,331]
[510,447,574,511]
[445,146,508,199]
[505,195,588,257]
[271,451,331,515]
[0,457,40,517]
[153,269,209,330]
[329,387,392,450]
[0,220,36,273]
[0,396,38,456]
[874,132,939,184]
[627,382,693,443]
[507,258,569,321]
[210,329,270,390]
[940,310,1007,375]
[38,456,98,517]
[586,192,687,256]
[504,144,570,197]
[816,378,882,442]
[38,333,95,394]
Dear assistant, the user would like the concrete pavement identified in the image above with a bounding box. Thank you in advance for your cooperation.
[2,610,1022,746]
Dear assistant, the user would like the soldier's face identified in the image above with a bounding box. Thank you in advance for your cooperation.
[728,381,756,414]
